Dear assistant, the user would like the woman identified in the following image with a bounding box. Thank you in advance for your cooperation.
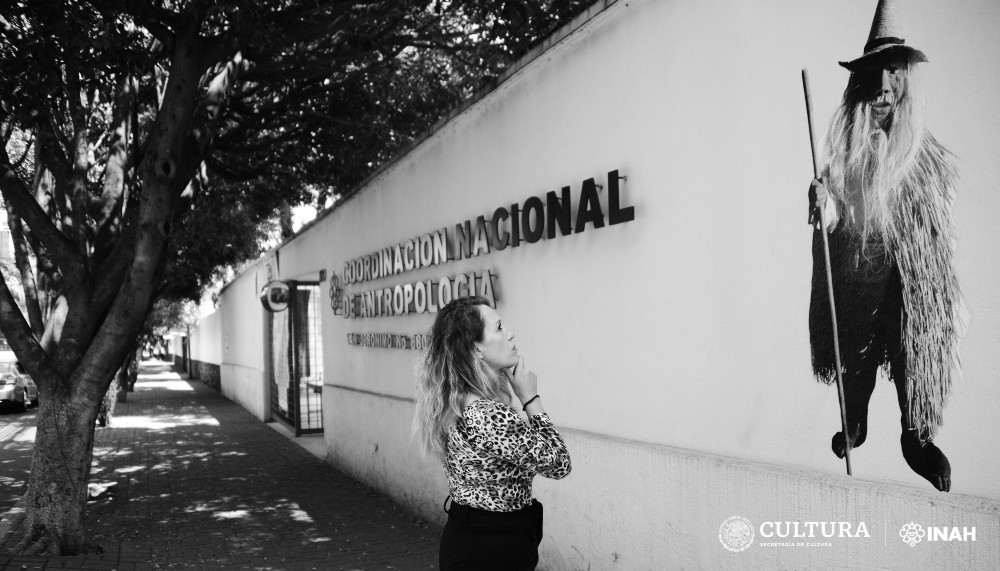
[414,296,571,570]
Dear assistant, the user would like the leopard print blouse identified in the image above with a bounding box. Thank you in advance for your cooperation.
[445,398,572,512]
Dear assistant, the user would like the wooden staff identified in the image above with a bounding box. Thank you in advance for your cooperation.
[802,68,852,476]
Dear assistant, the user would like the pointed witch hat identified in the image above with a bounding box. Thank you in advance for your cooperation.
[839,0,927,71]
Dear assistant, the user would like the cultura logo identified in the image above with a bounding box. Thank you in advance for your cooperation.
[758,521,869,538]
[899,522,925,547]
[718,516,754,553]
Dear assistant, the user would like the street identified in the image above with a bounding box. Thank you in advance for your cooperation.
[0,403,35,517]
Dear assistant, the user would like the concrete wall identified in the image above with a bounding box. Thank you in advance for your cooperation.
[200,0,1000,568]
[189,360,221,391]
[188,308,223,390]
[190,309,222,365]
[217,268,269,421]
[165,335,184,364]
[542,429,998,569]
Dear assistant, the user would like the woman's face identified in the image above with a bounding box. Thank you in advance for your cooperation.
[474,305,518,370]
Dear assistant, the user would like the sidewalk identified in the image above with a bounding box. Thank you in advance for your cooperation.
[0,360,441,570]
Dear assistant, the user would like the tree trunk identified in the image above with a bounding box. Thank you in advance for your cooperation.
[3,199,44,338]
[115,347,139,402]
[97,376,118,427]
[114,363,129,403]
[126,348,139,391]
[14,372,101,555]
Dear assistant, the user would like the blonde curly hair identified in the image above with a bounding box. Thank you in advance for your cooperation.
[412,296,510,459]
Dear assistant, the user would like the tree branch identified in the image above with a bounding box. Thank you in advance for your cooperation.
[36,115,72,188]
[11,133,34,168]
[77,25,211,385]
[93,74,137,263]
[4,200,44,337]
[0,146,83,274]
[90,220,137,321]
[0,265,53,383]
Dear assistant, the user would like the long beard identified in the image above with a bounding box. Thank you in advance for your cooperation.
[823,79,924,247]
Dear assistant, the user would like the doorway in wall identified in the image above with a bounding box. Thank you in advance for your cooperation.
[268,281,324,435]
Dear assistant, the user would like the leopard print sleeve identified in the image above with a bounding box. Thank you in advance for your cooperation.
[463,399,572,480]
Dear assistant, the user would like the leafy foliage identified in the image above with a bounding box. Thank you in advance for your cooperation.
[0,0,596,555]
[3,1,595,302]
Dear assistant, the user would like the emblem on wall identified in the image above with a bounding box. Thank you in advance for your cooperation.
[899,522,925,547]
[329,271,344,315]
[718,516,754,553]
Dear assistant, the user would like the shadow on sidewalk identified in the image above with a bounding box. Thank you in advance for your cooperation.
[0,409,35,518]
[86,359,440,569]
[2,360,440,570]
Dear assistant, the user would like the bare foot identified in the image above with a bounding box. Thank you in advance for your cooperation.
[901,432,951,492]
[831,422,867,459]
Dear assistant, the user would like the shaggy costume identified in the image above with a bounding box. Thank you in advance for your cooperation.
[809,132,962,438]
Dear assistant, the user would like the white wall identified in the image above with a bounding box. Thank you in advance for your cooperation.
[189,309,221,365]
[205,0,1000,567]
[541,429,999,569]
[217,267,269,420]
[166,334,183,358]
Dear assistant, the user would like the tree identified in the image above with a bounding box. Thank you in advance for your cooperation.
[111,297,201,409]
[97,297,199,430]
[0,0,594,555]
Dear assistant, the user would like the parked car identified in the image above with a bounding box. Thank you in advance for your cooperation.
[0,361,36,411]
[22,375,39,407]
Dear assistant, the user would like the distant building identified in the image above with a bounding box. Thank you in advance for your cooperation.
[0,196,13,261]
[0,197,14,349]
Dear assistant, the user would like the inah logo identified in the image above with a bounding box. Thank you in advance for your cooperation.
[719,516,754,552]
[925,526,976,542]
[898,522,976,544]
[899,522,925,547]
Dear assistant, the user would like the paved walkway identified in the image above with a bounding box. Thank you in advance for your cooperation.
[0,361,441,570]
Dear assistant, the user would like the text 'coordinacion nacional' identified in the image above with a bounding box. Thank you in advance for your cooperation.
[337,170,635,319]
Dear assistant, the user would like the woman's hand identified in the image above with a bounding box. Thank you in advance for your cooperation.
[508,356,538,403]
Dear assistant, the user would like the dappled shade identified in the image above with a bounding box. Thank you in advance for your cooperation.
[69,363,440,568]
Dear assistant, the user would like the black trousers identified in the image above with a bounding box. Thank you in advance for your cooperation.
[810,229,922,434]
[439,498,543,570]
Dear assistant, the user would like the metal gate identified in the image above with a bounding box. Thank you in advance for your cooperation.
[269,282,324,435]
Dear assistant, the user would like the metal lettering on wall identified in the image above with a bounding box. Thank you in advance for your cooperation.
[330,169,635,348]
[346,333,432,351]
[335,270,497,319]
[337,169,632,289]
